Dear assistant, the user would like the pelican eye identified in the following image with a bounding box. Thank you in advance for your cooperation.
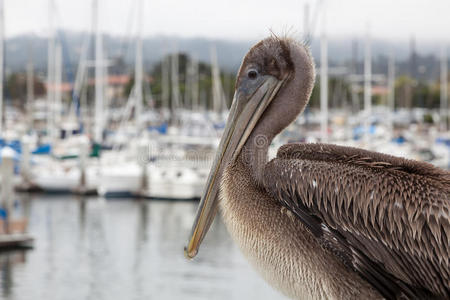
[247,69,258,80]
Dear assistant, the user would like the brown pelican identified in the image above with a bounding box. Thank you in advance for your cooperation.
[185,36,450,299]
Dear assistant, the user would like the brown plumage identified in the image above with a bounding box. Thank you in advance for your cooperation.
[185,36,450,300]
[265,143,449,298]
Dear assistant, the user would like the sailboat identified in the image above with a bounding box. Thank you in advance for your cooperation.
[97,0,147,197]
[29,0,101,193]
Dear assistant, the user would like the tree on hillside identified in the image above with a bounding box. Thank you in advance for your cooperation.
[5,73,46,107]
[141,53,235,110]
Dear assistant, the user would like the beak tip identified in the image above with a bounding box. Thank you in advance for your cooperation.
[184,246,198,260]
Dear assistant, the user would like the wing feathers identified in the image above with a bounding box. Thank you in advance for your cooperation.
[264,143,450,299]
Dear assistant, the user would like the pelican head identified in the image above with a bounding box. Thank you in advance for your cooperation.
[185,36,315,259]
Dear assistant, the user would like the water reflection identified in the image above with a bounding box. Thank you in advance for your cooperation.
[0,195,285,300]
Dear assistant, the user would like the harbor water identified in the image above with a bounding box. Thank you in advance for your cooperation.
[0,194,285,300]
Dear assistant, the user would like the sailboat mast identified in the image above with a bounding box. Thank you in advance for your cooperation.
[191,56,199,111]
[387,47,395,133]
[210,45,223,115]
[135,0,144,132]
[363,25,372,145]
[161,54,169,111]
[184,57,192,110]
[47,0,55,139]
[26,46,34,130]
[350,40,359,113]
[171,51,180,115]
[303,3,310,42]
[440,45,448,132]
[94,0,104,143]
[319,5,328,142]
[71,18,92,131]
[53,42,62,140]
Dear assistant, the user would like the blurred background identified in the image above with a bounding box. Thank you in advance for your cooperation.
[0,0,448,299]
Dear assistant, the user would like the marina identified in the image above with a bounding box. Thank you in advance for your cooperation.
[0,0,448,298]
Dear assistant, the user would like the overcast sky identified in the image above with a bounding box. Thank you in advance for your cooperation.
[4,0,450,43]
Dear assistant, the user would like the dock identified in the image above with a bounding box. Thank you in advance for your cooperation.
[0,233,34,249]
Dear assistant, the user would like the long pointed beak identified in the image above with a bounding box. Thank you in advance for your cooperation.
[184,75,287,259]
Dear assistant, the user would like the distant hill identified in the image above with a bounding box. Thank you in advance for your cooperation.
[4,32,253,75]
[4,31,446,82]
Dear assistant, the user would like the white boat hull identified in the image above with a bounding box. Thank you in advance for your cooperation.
[97,163,142,197]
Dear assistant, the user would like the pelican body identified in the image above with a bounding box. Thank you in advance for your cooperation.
[185,37,450,299]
